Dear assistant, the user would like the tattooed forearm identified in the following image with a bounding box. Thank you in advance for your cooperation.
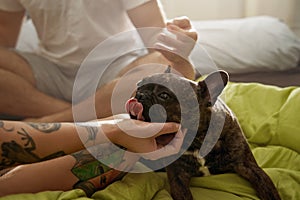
[72,149,97,169]
[74,181,97,197]
[84,126,98,144]
[0,121,14,132]
[71,148,127,197]
[0,128,65,170]
[27,122,61,133]
[17,128,35,150]
[75,123,98,145]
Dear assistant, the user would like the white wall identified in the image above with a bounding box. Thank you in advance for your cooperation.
[160,0,245,20]
[293,0,300,37]
[160,0,300,37]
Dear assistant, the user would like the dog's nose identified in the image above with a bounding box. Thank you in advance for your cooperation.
[136,91,145,101]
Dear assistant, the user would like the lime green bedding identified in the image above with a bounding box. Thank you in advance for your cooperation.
[2,82,300,200]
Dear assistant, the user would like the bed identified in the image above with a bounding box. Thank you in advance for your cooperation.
[2,16,300,199]
[2,81,300,200]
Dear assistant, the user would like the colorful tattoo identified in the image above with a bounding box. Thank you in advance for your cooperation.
[72,149,97,169]
[71,148,127,196]
[73,169,126,197]
[71,149,108,181]
[27,122,61,133]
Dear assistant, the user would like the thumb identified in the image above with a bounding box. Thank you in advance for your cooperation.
[141,128,187,160]
[154,122,180,137]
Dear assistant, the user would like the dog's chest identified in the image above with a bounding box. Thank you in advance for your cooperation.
[183,150,211,176]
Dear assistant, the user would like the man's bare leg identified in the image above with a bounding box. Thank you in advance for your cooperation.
[0,48,71,118]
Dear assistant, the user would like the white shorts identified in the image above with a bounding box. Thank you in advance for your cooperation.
[16,51,145,102]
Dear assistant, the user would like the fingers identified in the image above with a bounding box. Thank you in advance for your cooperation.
[154,16,197,62]
[116,119,179,139]
[154,122,180,137]
[167,16,197,42]
[168,16,192,30]
[141,128,187,160]
[155,31,194,59]
[166,24,197,42]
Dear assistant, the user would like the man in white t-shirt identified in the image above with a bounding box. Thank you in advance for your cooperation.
[0,0,197,122]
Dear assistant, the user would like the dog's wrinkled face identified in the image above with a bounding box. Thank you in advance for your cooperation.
[126,71,228,123]
[126,73,199,125]
[125,70,228,145]
[131,82,181,123]
[126,73,197,145]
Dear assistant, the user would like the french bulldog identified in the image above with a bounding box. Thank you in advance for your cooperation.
[126,69,281,200]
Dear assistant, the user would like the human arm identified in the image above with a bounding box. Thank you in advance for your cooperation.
[155,17,198,79]
[0,118,184,196]
[0,117,182,169]
[0,125,186,197]
[0,9,25,47]
[127,0,197,80]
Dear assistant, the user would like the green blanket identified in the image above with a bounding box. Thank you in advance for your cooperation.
[2,82,300,200]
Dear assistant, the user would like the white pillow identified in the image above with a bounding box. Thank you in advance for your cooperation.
[191,16,300,74]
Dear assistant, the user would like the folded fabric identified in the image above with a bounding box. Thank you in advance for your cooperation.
[223,82,300,154]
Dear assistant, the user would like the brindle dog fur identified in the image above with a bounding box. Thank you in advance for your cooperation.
[130,70,281,200]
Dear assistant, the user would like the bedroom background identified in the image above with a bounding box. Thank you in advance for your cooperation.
[2,1,299,199]
[160,0,300,37]
[17,0,300,87]
[158,0,300,87]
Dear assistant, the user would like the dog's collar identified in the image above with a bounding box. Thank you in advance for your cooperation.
[183,149,211,176]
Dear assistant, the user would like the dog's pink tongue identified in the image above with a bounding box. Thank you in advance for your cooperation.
[125,98,144,120]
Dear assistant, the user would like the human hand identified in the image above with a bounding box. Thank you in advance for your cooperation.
[114,127,186,172]
[107,119,186,160]
[155,16,198,64]
[140,127,187,160]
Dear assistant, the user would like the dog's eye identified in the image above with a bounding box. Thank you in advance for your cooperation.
[158,92,170,100]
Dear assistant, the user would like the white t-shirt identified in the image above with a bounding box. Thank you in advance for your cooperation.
[0,0,149,68]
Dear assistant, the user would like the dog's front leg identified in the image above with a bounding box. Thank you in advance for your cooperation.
[166,164,193,200]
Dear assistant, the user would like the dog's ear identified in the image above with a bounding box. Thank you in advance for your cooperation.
[198,70,229,106]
